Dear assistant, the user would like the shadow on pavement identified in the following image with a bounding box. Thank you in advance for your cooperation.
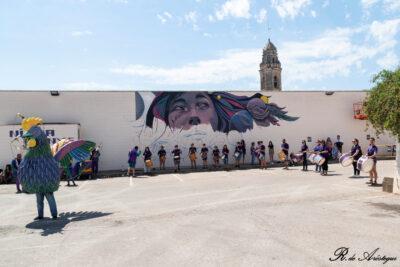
[368,202,400,216]
[348,175,370,179]
[26,211,112,236]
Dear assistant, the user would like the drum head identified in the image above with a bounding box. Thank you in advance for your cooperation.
[340,153,353,167]
[362,158,374,172]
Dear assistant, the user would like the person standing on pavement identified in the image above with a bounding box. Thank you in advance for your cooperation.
[11,154,22,193]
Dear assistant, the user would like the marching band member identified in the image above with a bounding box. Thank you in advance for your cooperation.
[350,139,362,176]
[172,145,182,172]
[212,146,220,168]
[143,147,152,175]
[300,140,308,171]
[319,140,331,176]
[222,144,229,170]
[281,139,289,170]
[234,142,243,168]
[366,138,378,185]
[200,144,209,169]
[157,145,166,170]
[188,143,197,169]
[313,140,322,172]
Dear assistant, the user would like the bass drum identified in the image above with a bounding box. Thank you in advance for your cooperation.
[339,153,353,167]
[313,154,326,166]
[357,156,374,172]
[290,153,303,163]
[308,153,317,164]
[278,151,286,161]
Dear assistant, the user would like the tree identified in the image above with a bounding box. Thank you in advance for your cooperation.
[364,67,400,178]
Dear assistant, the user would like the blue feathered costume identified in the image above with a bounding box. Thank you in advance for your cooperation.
[18,118,60,193]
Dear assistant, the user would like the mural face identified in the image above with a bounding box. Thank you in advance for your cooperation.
[138,91,299,134]
[167,92,218,130]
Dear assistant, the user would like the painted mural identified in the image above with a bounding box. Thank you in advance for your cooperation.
[136,92,298,134]
[131,91,299,167]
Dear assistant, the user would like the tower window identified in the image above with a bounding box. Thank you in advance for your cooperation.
[274,76,278,88]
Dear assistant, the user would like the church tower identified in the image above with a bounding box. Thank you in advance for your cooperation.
[259,39,282,91]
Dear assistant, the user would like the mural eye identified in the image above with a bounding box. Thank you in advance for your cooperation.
[197,102,209,110]
[172,105,187,112]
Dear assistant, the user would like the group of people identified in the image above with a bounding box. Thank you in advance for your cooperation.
[0,147,101,193]
[125,135,379,185]
[0,153,23,192]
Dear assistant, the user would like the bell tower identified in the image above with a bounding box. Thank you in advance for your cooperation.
[259,39,282,91]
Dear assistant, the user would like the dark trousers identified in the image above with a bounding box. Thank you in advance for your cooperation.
[322,159,328,172]
[315,164,321,172]
[92,161,99,174]
[352,161,360,175]
[302,155,308,170]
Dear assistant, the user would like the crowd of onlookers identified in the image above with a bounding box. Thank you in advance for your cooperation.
[0,149,101,192]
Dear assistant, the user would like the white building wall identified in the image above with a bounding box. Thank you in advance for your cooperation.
[0,91,395,171]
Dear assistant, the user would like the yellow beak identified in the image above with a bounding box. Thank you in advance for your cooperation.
[27,139,37,148]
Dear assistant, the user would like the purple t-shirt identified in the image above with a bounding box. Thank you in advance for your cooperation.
[128,149,138,163]
[281,143,289,155]
[367,145,378,162]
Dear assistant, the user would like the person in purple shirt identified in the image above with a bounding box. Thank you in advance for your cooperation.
[300,140,308,171]
[281,139,289,170]
[11,154,22,193]
[350,138,362,176]
[366,137,378,185]
[313,140,322,172]
[319,139,331,176]
[128,146,140,177]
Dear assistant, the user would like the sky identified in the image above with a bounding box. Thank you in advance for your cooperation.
[0,0,399,91]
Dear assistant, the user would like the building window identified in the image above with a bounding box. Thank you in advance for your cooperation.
[274,76,278,88]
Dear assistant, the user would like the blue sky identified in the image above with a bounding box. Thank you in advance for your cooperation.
[0,0,399,91]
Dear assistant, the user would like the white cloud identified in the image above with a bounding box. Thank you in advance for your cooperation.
[369,19,400,47]
[377,51,399,69]
[184,11,199,31]
[255,8,267,24]
[361,0,379,8]
[108,0,128,3]
[184,11,197,23]
[71,30,93,37]
[111,49,259,84]
[272,0,311,19]
[163,12,173,19]
[383,0,400,12]
[310,10,316,18]
[361,0,400,12]
[215,0,251,20]
[157,12,173,24]
[63,82,123,91]
[110,19,400,89]
[208,15,215,22]
[322,0,329,8]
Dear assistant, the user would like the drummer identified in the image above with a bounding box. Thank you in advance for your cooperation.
[350,138,362,176]
[319,139,331,176]
[281,139,289,170]
[366,137,378,185]
[313,140,322,173]
[300,140,308,171]
[188,143,197,169]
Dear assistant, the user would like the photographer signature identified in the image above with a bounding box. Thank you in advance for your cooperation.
[330,247,397,264]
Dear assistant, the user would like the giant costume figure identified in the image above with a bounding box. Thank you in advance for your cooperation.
[18,117,60,220]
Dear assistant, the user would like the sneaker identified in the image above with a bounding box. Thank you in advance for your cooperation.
[34,216,43,221]
[52,216,58,220]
